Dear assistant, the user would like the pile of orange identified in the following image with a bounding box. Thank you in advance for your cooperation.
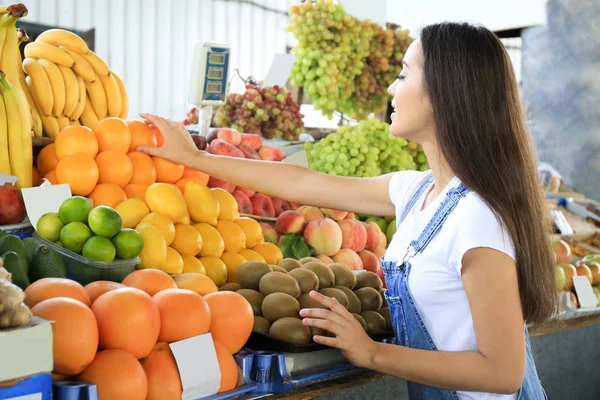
[35,117,209,207]
[26,272,254,399]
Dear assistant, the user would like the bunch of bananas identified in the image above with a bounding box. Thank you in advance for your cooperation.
[0,4,32,188]
[22,28,128,137]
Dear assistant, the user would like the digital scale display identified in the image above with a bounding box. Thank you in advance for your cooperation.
[188,41,230,106]
[206,82,222,93]
[209,53,225,64]
[207,68,223,79]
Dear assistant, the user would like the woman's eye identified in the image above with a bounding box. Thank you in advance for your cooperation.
[397,75,405,81]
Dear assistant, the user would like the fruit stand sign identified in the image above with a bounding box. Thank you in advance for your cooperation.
[0,174,17,186]
[263,53,296,88]
[169,333,221,399]
[21,183,71,230]
[573,276,599,308]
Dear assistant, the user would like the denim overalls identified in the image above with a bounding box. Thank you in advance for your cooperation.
[381,176,546,399]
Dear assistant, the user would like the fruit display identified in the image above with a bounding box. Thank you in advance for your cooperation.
[213,83,305,140]
[553,239,600,308]
[305,118,427,177]
[0,263,32,329]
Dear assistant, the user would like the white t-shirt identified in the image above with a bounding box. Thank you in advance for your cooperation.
[386,170,517,400]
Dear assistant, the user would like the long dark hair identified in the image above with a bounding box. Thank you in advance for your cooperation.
[420,22,557,324]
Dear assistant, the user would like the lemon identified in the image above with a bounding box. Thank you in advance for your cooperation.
[184,181,219,226]
[115,198,150,229]
[199,256,227,286]
[135,222,167,269]
[211,188,240,221]
[252,242,283,265]
[171,224,203,256]
[238,248,266,263]
[140,212,176,245]
[181,255,206,274]
[216,220,247,253]
[220,252,247,283]
[163,247,184,275]
[145,183,188,224]
[192,223,225,257]
[235,217,264,248]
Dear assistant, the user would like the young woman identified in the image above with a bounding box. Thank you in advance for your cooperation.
[138,22,555,399]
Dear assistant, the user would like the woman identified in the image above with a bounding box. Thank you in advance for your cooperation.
[139,22,555,399]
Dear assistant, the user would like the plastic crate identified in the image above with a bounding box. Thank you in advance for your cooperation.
[0,373,52,400]
[0,217,34,239]
[33,233,138,285]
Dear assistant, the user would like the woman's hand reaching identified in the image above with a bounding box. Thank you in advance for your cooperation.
[136,113,199,164]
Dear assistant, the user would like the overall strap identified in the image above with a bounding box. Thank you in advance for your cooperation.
[399,175,434,225]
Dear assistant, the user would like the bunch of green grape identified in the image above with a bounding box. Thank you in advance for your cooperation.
[287,0,372,118]
[305,118,424,177]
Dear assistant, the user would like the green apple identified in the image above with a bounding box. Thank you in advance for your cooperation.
[365,216,388,233]
[386,219,397,243]
[555,265,566,291]
[593,287,600,306]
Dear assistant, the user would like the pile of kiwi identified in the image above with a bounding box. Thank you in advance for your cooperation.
[218,256,391,346]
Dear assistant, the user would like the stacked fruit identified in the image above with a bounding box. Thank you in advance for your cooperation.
[554,239,600,307]
[23,270,253,398]
[0,264,31,329]
[22,28,128,137]
[212,83,305,140]
[229,258,391,345]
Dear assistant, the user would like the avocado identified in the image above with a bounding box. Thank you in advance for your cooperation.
[279,258,302,272]
[355,270,383,291]
[29,245,66,282]
[329,263,356,289]
[288,268,320,293]
[0,228,4,237]
[258,272,301,298]
[1,251,30,289]
[334,286,362,313]
[319,287,349,309]
[302,262,334,289]
[360,311,386,335]
[252,316,271,335]
[235,261,273,290]
[22,237,43,264]
[261,292,300,322]
[269,317,311,345]
[237,289,264,316]
[219,282,242,292]
[0,235,29,276]
[354,287,383,311]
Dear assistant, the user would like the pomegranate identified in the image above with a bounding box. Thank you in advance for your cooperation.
[0,183,26,225]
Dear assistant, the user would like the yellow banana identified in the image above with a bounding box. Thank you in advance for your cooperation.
[99,73,122,117]
[22,58,53,116]
[69,75,86,120]
[111,70,129,119]
[57,116,69,131]
[0,90,10,175]
[83,51,109,76]
[64,49,95,82]
[70,119,81,126]
[58,65,78,117]
[35,29,89,55]
[80,94,99,128]
[40,115,59,139]
[85,77,107,120]
[24,42,74,67]
[38,59,65,117]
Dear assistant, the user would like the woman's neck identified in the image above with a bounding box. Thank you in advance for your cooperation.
[421,142,455,198]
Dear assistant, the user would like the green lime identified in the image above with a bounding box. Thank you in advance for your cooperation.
[58,196,93,224]
[36,212,64,242]
[88,206,122,238]
[111,229,144,259]
[82,236,116,262]
[54,240,63,247]
[60,222,92,254]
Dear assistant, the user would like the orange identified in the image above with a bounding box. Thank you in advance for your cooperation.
[220,252,247,283]
[127,119,157,152]
[24,278,91,308]
[175,178,206,194]
[216,220,246,253]
[151,125,164,146]
[171,223,203,256]
[121,269,177,296]
[141,343,182,400]
[88,183,127,208]
[181,167,209,185]
[55,152,99,196]
[152,157,184,184]
[44,170,58,185]
[124,183,148,201]
[84,281,126,304]
[31,297,98,375]
[152,288,211,343]
[36,143,59,176]
[78,349,147,400]
[32,167,42,186]
[214,340,238,393]
[96,150,134,188]
[92,287,161,359]
[127,151,156,185]
[181,255,206,274]
[55,125,99,160]
[204,291,254,354]
[93,117,132,153]
[252,242,283,265]
[173,273,217,295]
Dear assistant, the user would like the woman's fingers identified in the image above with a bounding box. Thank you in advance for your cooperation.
[300,307,349,328]
[302,317,343,337]
[312,335,341,348]
[308,291,352,317]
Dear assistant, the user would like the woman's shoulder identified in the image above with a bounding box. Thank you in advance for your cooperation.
[388,170,431,207]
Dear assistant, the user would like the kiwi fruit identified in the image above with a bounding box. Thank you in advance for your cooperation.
[258,271,301,297]
[310,326,327,338]
[352,313,368,331]
[299,257,323,265]
[354,287,383,311]
[360,311,386,335]
[237,289,264,316]
[269,317,312,345]
[236,262,273,290]
[252,316,271,335]
[262,293,300,322]
[329,263,357,289]
[270,265,288,274]
[279,258,302,272]
[377,307,391,330]
[302,262,335,289]
[219,282,242,292]
[288,268,320,293]
[319,287,349,309]
[334,286,361,313]
[298,293,327,309]
[354,270,383,291]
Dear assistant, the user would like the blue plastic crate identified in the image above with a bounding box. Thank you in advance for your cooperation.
[0,373,52,400]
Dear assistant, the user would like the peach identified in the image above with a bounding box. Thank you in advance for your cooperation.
[344,212,356,220]
[237,143,261,160]
[332,249,363,271]
[358,250,381,273]
[296,206,325,223]
[260,222,278,244]
[240,133,263,150]
[206,128,219,144]
[258,145,286,161]
[303,218,342,256]
[338,219,367,252]
[236,187,256,198]
[289,202,300,211]
[272,198,292,217]
[379,229,388,248]
[208,139,245,158]
[232,190,253,215]
[373,248,386,259]
[316,255,334,264]
[364,222,386,251]
[321,208,348,221]
[216,128,242,146]
[251,193,275,218]
[276,210,306,234]
[208,176,236,193]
